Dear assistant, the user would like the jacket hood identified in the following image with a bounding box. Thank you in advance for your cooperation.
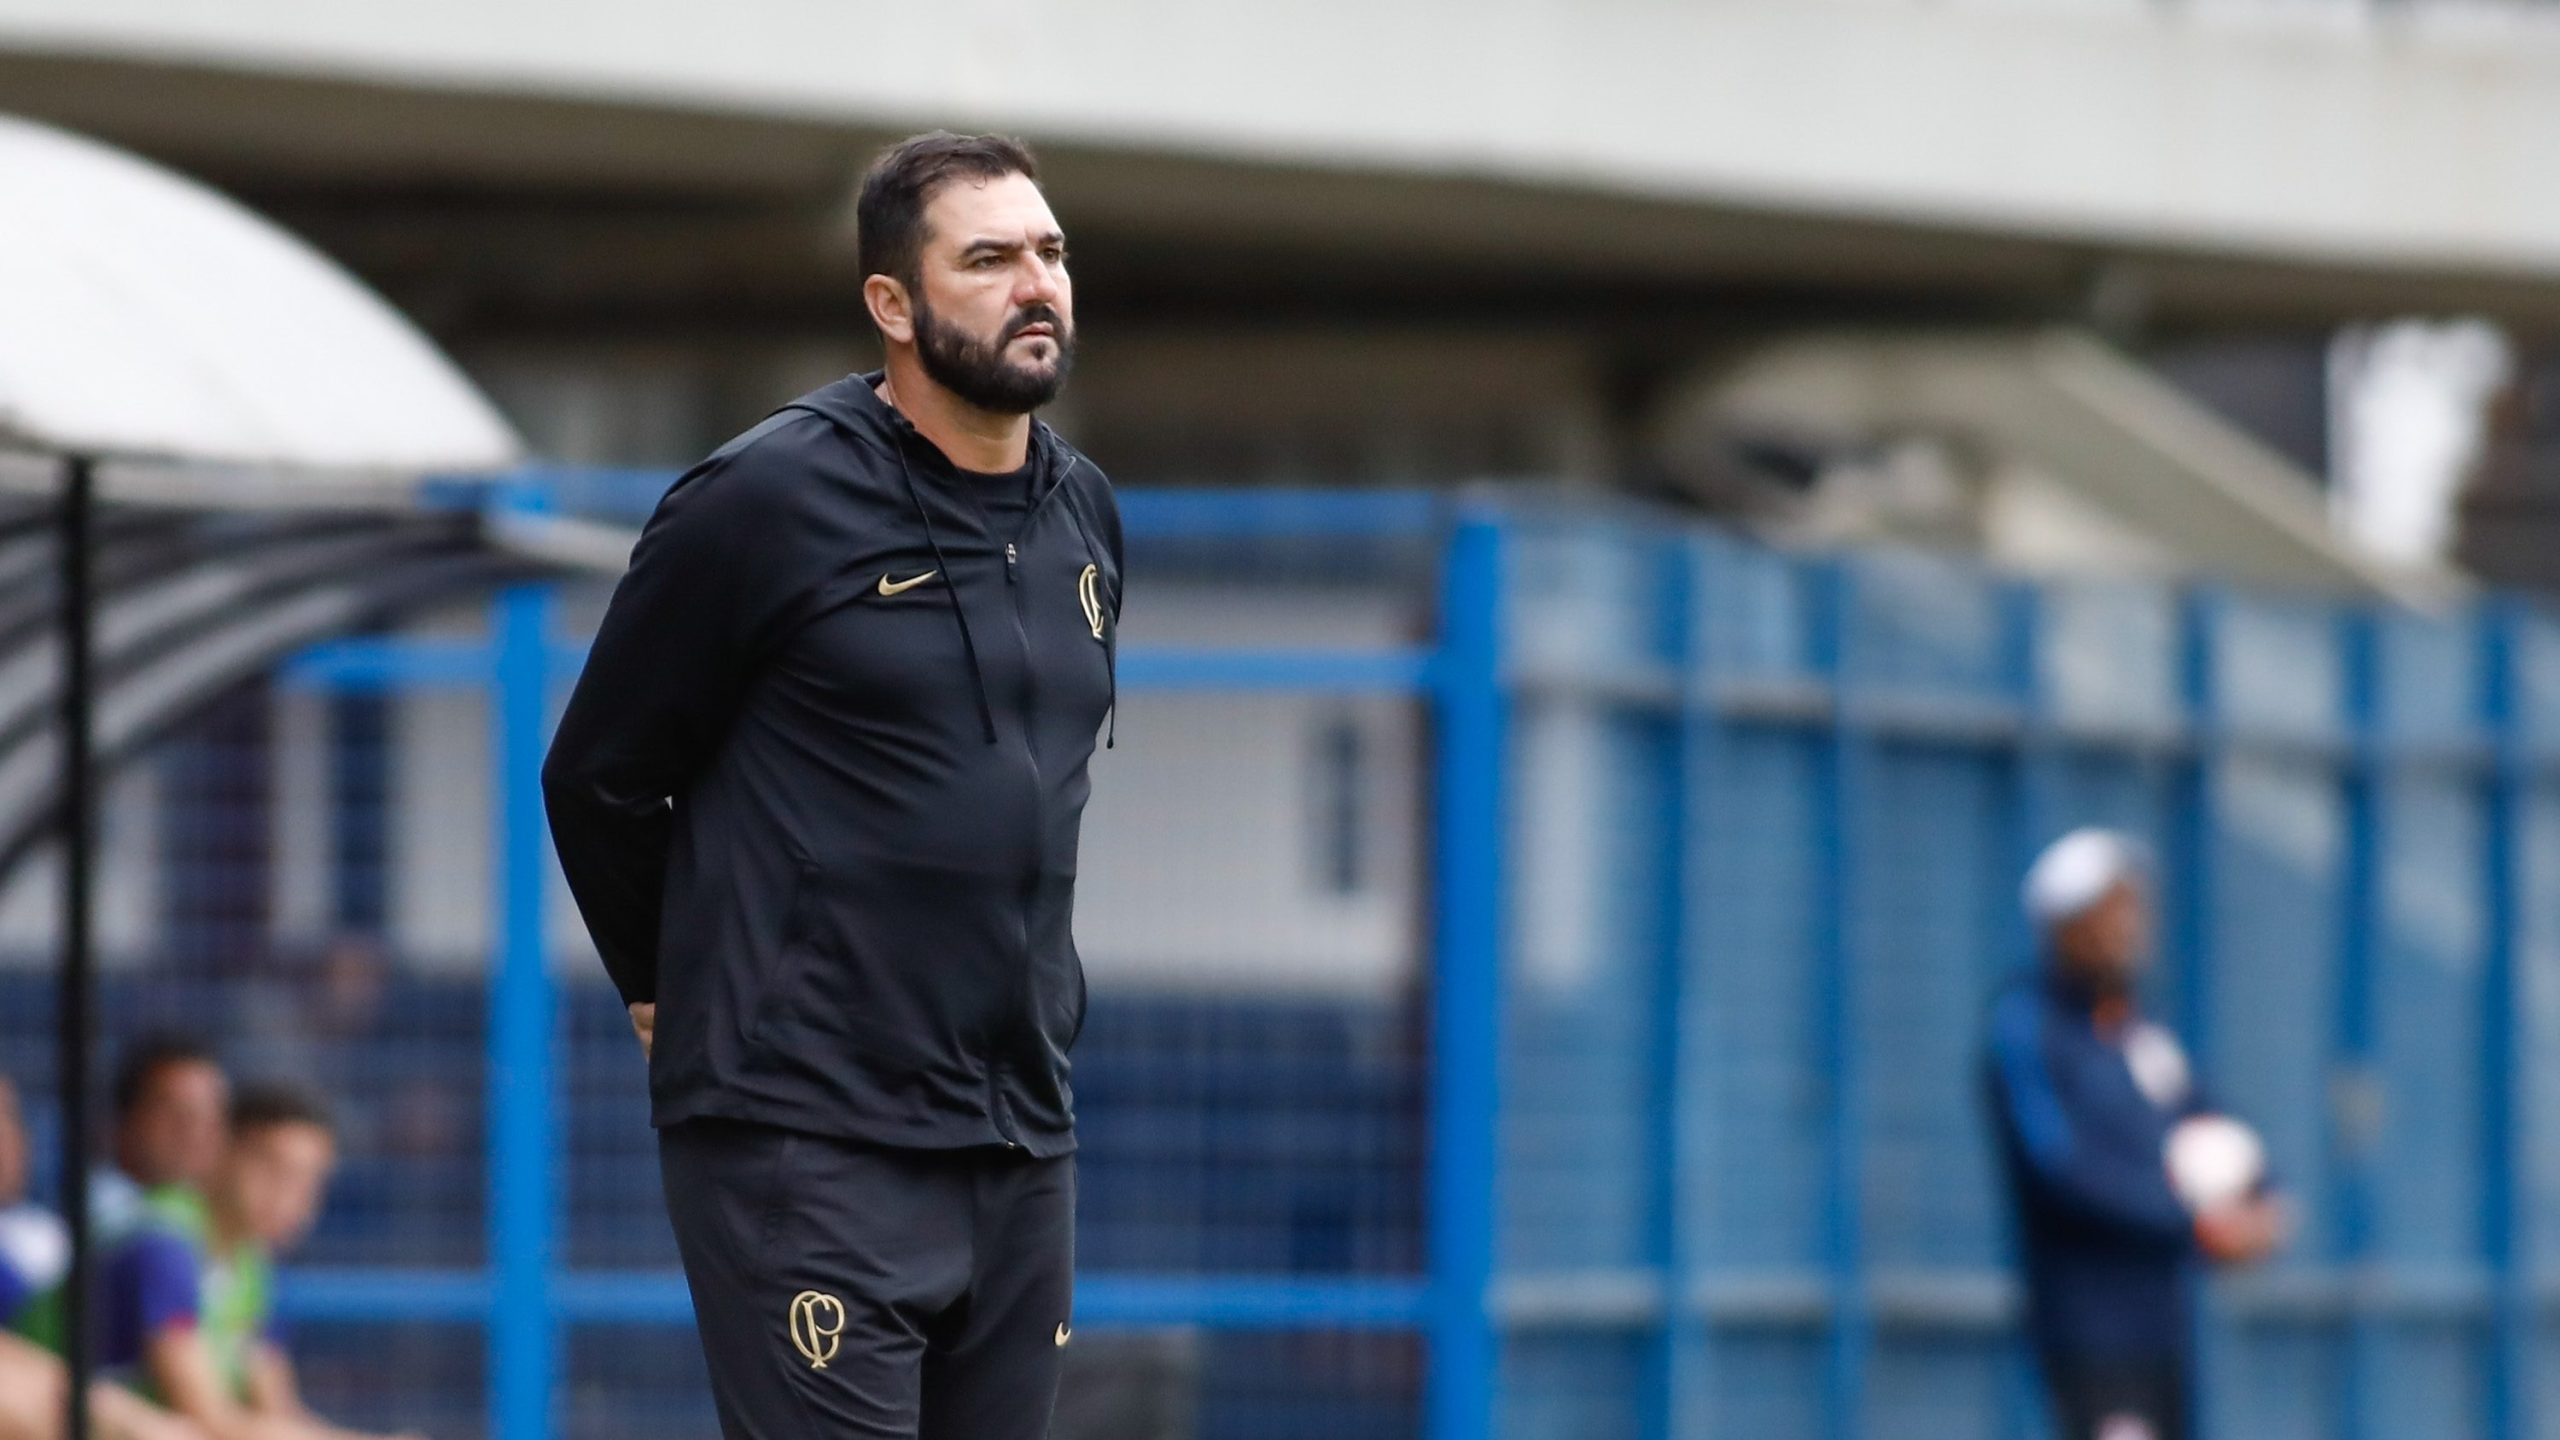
[788,369,1068,489]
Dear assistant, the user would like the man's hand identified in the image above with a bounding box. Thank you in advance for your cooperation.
[629,1002,657,1060]
[2196,1194,2287,1266]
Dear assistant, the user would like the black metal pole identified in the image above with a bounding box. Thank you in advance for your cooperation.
[57,452,94,1440]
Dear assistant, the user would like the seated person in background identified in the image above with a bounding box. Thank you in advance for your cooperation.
[0,1075,202,1440]
[16,1037,229,1355]
[102,1084,418,1440]
[0,1075,67,1338]
[93,1038,231,1244]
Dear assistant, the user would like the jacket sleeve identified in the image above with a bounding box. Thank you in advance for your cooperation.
[1986,995,2197,1250]
[541,442,808,1006]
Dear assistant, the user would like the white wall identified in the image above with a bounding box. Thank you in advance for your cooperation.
[266,682,333,942]
[7,0,2560,276]
[386,621,492,973]
[1076,687,1420,999]
[351,581,1425,996]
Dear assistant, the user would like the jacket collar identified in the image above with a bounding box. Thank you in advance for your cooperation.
[793,370,1058,488]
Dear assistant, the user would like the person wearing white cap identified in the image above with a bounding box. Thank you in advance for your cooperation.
[1983,829,2287,1440]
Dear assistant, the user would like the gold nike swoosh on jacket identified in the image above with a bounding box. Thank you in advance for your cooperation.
[877,570,940,597]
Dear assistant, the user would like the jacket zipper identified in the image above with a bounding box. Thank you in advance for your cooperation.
[994,519,1045,1148]
[965,445,1071,1149]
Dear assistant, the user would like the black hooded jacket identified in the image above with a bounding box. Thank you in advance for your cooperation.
[542,372,1121,1156]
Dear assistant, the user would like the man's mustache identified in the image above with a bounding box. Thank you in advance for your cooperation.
[1003,306,1068,343]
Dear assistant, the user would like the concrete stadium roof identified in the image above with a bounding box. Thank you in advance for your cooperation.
[17,5,2560,332]
[0,111,519,473]
[1675,329,2470,609]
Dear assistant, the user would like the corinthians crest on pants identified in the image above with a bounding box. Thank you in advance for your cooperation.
[789,1289,845,1370]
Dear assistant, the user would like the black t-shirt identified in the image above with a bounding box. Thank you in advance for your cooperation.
[970,458,1039,537]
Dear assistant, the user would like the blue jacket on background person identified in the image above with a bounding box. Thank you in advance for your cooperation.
[1985,967,2209,1363]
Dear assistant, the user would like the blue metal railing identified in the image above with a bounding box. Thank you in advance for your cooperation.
[245,474,2560,1439]
[271,482,1469,1440]
[1427,514,1504,1440]
[489,586,557,1440]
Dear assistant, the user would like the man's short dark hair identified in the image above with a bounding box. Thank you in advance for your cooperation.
[111,1035,218,1120]
[855,131,1042,291]
[229,1083,333,1140]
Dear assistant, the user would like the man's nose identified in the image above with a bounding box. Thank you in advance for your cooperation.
[1014,260,1062,308]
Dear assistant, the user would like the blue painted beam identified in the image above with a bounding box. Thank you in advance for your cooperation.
[1651,538,1700,1440]
[488,588,558,1440]
[2481,602,2533,1440]
[1119,489,1442,540]
[445,469,1449,538]
[1814,559,1870,1440]
[1078,1276,1432,1329]
[282,635,1436,697]
[277,637,495,691]
[2335,610,2383,1440]
[276,1268,494,1323]
[281,1268,1431,1331]
[2001,580,2058,1440]
[2174,591,2220,1438]
[1429,513,1507,1440]
[556,1273,1438,1329]
[1116,647,1437,693]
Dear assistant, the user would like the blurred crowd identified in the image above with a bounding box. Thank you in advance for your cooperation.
[0,1035,425,1440]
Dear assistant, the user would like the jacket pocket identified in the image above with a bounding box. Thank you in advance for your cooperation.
[741,856,1022,1121]
[741,861,818,1053]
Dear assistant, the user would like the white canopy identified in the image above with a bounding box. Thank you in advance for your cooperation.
[0,112,520,475]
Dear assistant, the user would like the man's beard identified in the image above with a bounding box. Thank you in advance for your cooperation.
[912,297,1074,415]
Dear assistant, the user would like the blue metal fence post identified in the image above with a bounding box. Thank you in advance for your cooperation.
[2005,580,2056,904]
[1652,537,1700,1440]
[2001,581,2051,1440]
[2173,590,2218,1435]
[1431,510,1506,1440]
[2481,602,2532,1440]
[1814,559,1868,1440]
[2335,609,2382,1440]
[490,583,558,1440]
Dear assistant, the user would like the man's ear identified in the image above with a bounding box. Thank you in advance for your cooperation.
[864,274,915,346]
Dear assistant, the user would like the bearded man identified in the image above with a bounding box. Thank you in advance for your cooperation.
[545,130,1121,1440]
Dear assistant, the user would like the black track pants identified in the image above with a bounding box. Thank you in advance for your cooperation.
[659,1118,1076,1440]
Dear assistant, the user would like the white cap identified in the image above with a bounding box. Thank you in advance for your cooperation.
[2023,828,2147,933]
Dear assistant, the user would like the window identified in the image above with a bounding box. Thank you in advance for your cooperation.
[1310,710,1366,896]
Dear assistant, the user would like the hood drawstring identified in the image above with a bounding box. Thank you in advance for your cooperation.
[892,442,1001,745]
[1057,465,1118,750]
